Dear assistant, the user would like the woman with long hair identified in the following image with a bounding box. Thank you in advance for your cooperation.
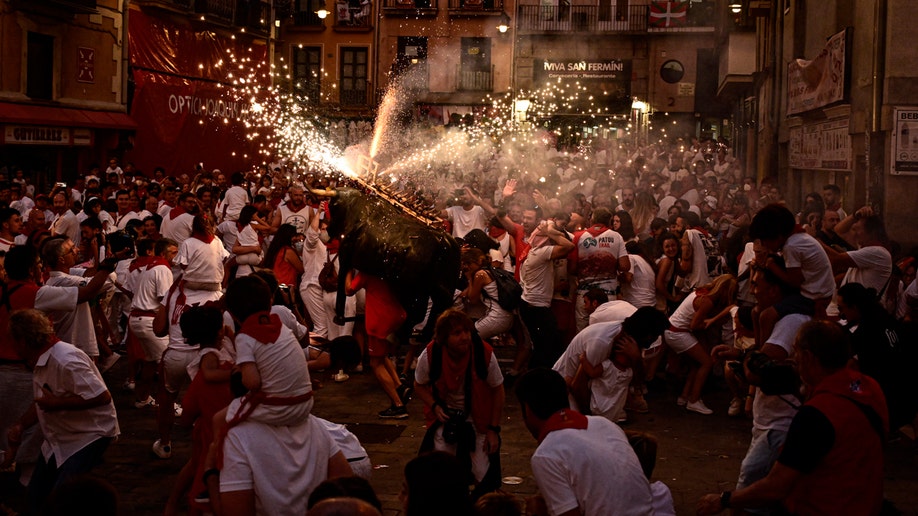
[613,210,636,242]
[664,274,737,415]
[262,223,305,308]
[677,229,711,294]
[655,232,684,315]
[231,205,263,278]
[631,191,658,239]
[459,247,514,340]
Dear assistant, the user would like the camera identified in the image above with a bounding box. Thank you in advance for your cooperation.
[441,408,468,445]
[730,351,800,396]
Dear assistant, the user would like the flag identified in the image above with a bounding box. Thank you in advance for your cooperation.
[649,1,688,28]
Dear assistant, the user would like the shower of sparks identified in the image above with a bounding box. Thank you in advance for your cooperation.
[221,47,642,198]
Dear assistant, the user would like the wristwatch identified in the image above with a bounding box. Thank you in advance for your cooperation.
[720,490,732,510]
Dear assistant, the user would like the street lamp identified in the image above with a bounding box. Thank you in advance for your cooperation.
[497,11,511,33]
[316,1,330,19]
[729,3,742,13]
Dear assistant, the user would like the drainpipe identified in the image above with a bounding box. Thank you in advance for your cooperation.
[868,0,887,208]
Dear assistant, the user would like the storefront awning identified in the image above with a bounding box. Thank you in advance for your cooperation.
[0,102,136,130]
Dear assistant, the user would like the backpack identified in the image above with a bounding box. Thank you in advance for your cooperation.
[483,266,523,311]
[318,253,339,293]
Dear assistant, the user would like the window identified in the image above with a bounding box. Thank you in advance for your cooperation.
[294,0,323,25]
[340,47,368,105]
[293,46,322,103]
[459,38,491,91]
[660,60,684,84]
[27,32,54,100]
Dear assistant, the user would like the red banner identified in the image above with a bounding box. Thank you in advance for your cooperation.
[125,8,268,176]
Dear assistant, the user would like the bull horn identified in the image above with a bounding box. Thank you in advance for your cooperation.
[309,188,337,198]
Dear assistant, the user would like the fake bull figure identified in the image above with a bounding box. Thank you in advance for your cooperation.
[311,187,461,340]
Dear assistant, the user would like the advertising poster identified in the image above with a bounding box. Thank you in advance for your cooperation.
[892,107,918,175]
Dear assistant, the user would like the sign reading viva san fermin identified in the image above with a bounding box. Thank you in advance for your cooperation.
[534,59,632,114]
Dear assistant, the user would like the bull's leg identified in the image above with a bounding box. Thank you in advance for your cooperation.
[419,286,453,342]
[334,268,348,326]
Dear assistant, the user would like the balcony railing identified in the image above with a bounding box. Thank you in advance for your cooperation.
[341,87,369,106]
[382,0,437,16]
[517,2,714,34]
[195,0,235,23]
[236,0,271,34]
[293,10,325,26]
[448,0,502,12]
[458,67,493,91]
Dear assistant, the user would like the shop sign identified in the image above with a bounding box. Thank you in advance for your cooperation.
[892,107,918,175]
[788,117,851,171]
[3,126,72,145]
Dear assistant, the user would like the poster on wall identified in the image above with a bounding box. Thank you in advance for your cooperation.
[788,118,851,171]
[786,29,848,116]
[892,107,918,175]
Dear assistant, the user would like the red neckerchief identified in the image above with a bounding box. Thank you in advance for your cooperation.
[147,256,170,270]
[537,408,588,443]
[488,226,506,239]
[169,205,186,220]
[129,255,154,272]
[325,238,340,255]
[441,347,471,393]
[192,232,215,244]
[239,311,283,343]
[585,224,609,237]
[793,224,806,234]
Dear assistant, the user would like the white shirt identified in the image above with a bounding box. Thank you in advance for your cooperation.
[220,416,339,516]
[113,211,141,231]
[221,185,249,222]
[827,245,892,317]
[50,210,80,246]
[415,346,503,411]
[231,323,313,426]
[782,232,835,300]
[217,220,239,252]
[445,205,489,238]
[753,314,810,432]
[532,416,654,516]
[161,212,195,244]
[131,263,173,312]
[33,342,119,465]
[45,271,100,356]
[553,322,632,419]
[175,237,229,284]
[316,417,367,461]
[622,255,657,308]
[589,300,637,326]
[521,245,557,307]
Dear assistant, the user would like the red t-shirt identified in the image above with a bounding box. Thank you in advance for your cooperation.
[350,272,406,339]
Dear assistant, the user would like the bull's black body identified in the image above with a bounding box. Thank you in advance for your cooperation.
[326,188,461,340]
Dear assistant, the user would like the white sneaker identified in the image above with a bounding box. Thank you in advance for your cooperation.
[152,439,172,459]
[686,400,713,415]
[676,396,688,407]
[728,397,744,417]
[334,370,349,382]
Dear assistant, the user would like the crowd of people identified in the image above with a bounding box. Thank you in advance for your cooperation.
[1,134,917,515]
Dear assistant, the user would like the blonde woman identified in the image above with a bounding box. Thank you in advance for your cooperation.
[663,274,737,415]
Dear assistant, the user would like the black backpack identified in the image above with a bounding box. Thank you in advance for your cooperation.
[483,266,522,311]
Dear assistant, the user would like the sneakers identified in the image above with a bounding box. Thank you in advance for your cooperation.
[396,383,413,405]
[193,491,210,504]
[354,363,364,373]
[625,394,650,414]
[686,399,713,415]
[134,396,156,409]
[378,405,409,419]
[676,396,687,407]
[334,370,350,382]
[152,439,172,459]
[728,397,745,417]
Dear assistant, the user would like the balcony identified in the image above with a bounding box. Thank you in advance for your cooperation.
[333,1,374,31]
[236,0,271,35]
[292,11,325,27]
[11,0,99,17]
[517,4,648,33]
[382,0,437,18]
[341,87,370,106]
[517,2,714,34]
[195,0,236,24]
[448,0,503,15]
[458,67,493,91]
